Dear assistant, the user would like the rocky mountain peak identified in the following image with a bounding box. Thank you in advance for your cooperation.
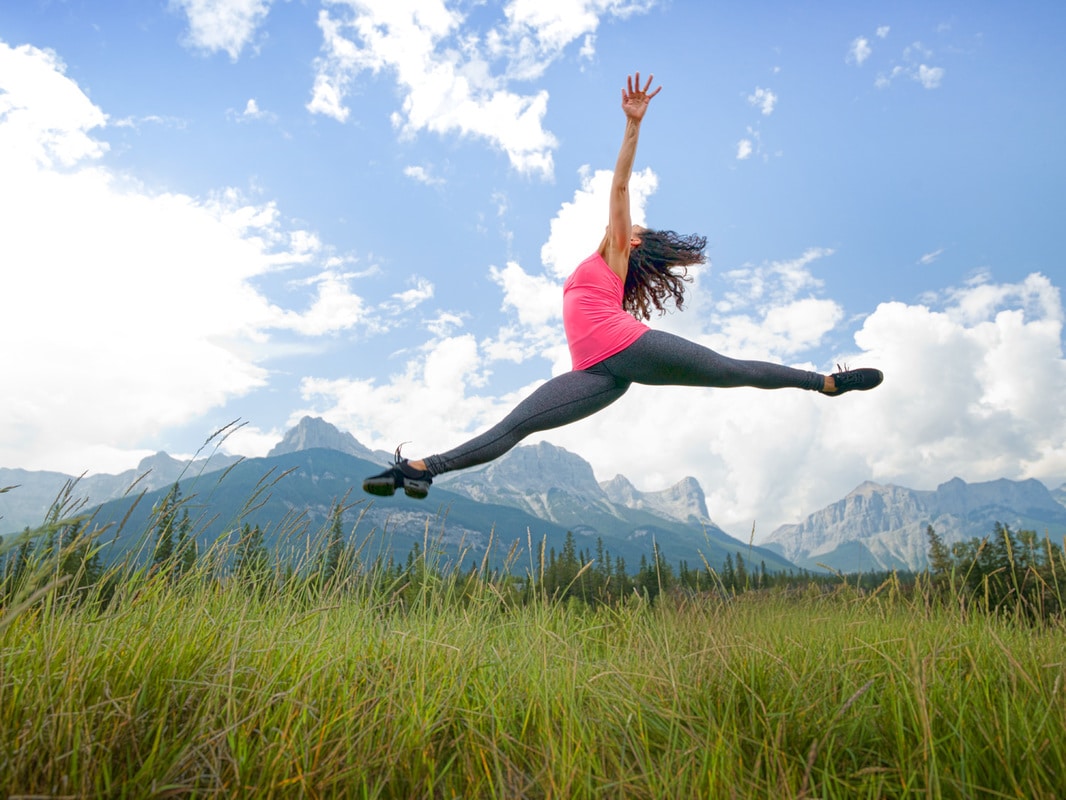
[136,451,183,473]
[601,473,711,523]
[268,417,382,461]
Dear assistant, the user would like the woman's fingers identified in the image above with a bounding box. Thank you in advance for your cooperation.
[624,72,661,100]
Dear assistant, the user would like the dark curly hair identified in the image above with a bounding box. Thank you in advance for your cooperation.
[623,229,707,320]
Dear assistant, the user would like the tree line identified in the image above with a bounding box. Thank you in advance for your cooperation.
[925,522,1066,620]
[4,480,1065,622]
[0,481,841,611]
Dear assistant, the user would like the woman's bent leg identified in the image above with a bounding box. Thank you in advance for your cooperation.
[600,330,825,390]
[423,367,629,476]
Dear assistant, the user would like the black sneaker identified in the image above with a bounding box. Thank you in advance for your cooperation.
[362,447,433,499]
[823,365,883,396]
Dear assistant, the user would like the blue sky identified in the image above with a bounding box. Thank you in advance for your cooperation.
[2,0,1064,536]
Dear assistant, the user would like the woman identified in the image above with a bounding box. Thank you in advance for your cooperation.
[363,72,882,500]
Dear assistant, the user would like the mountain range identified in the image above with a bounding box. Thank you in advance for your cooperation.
[3,416,1065,574]
[1,418,789,573]
[761,477,1066,572]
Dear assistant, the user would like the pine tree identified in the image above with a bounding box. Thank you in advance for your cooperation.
[722,553,735,591]
[6,532,34,598]
[235,523,269,593]
[734,552,748,592]
[323,505,345,584]
[174,508,196,579]
[926,525,953,587]
[152,484,180,570]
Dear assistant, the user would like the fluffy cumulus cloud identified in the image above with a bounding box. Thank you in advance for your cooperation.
[540,165,657,278]
[171,0,274,60]
[0,43,108,167]
[306,0,655,177]
[296,333,537,462]
[0,42,413,472]
[916,64,945,89]
[850,274,1066,484]
[848,36,872,65]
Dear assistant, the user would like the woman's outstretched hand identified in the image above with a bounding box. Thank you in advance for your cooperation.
[621,71,661,122]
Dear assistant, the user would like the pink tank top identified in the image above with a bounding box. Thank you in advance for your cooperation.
[563,252,649,370]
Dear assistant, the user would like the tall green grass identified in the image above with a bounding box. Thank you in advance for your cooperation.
[3,526,1066,798]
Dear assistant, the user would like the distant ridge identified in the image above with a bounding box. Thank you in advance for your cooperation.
[761,477,1066,573]
[0,451,240,533]
[5,417,1066,577]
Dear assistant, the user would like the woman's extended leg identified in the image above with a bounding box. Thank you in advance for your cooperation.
[423,366,629,475]
[363,331,879,497]
[597,329,826,390]
[363,365,631,496]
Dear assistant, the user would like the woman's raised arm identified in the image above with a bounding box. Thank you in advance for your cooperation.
[601,71,661,282]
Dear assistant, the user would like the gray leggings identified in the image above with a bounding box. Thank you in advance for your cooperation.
[423,330,824,476]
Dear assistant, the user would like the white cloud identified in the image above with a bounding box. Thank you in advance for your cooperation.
[0,42,394,473]
[296,332,517,456]
[540,164,657,279]
[876,26,890,39]
[403,164,444,186]
[276,268,372,336]
[307,0,654,177]
[231,97,277,124]
[873,39,945,90]
[848,36,872,65]
[917,64,945,89]
[493,0,656,79]
[875,65,904,89]
[847,274,1066,484]
[0,43,108,168]
[171,0,273,60]
[490,261,562,328]
[748,87,777,115]
[387,278,436,311]
[736,139,753,160]
[919,248,945,265]
[718,248,833,311]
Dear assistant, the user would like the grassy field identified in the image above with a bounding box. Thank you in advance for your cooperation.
[3,546,1066,800]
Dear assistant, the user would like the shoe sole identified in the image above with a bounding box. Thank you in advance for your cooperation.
[403,480,430,499]
[362,476,431,499]
[362,476,397,497]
